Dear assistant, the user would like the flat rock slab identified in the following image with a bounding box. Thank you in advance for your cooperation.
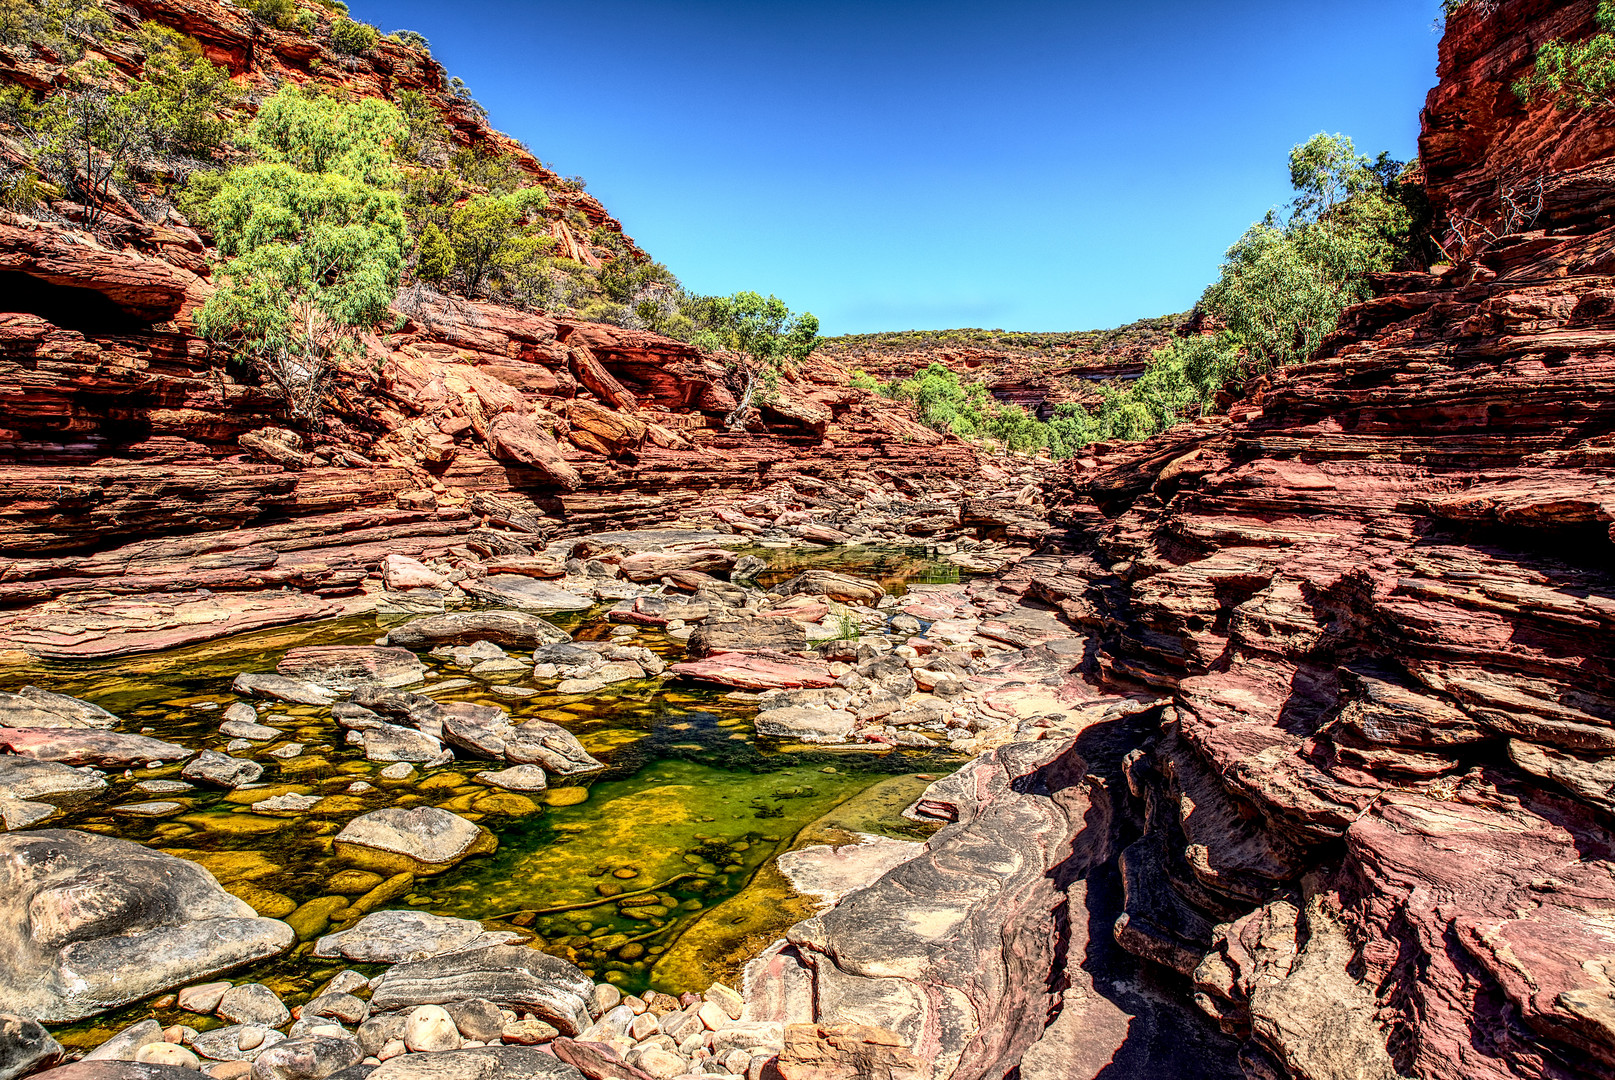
[558,529,747,553]
[315,910,519,965]
[277,646,427,691]
[755,706,857,744]
[335,806,496,875]
[387,611,571,650]
[671,652,836,691]
[0,797,58,829]
[0,729,192,767]
[0,830,294,1022]
[776,836,926,908]
[231,672,336,706]
[368,945,595,1036]
[0,756,107,801]
[366,1045,585,1079]
[0,590,342,659]
[461,577,593,613]
[0,687,118,729]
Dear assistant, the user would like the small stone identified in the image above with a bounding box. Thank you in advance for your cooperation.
[378,1038,406,1061]
[499,1019,559,1045]
[379,762,416,782]
[632,1045,688,1079]
[135,1042,200,1068]
[216,983,289,1027]
[444,998,504,1043]
[590,983,622,1017]
[135,779,194,795]
[629,1013,662,1041]
[697,1002,730,1031]
[703,983,744,1021]
[404,1005,461,1052]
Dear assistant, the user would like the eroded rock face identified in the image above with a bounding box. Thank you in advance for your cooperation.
[333,807,496,876]
[367,945,595,1036]
[1006,5,1615,1077]
[0,830,294,1022]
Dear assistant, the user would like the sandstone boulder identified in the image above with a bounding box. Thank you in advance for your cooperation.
[334,806,496,876]
[0,756,107,802]
[387,611,571,650]
[686,617,807,658]
[775,571,885,606]
[368,945,594,1036]
[0,831,294,1022]
[276,646,427,692]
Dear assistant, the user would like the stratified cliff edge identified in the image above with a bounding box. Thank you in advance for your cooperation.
[1047,1,1615,1076]
[0,0,1049,657]
[741,3,1615,1078]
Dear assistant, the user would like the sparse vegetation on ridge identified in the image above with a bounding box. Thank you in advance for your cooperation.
[1515,1,1615,111]
[857,133,1426,457]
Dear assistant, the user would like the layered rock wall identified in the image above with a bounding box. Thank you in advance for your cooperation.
[1037,2,1615,1076]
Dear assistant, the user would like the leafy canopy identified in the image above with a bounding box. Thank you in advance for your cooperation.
[1515,2,1615,111]
[691,292,819,370]
[191,88,407,422]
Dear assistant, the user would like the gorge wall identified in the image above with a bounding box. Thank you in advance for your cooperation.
[1023,1,1615,1076]
[0,0,1048,658]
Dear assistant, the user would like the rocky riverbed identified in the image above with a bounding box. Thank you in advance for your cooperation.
[0,522,1118,1080]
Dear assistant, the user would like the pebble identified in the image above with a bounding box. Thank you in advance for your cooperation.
[217,983,289,1027]
[499,1019,558,1045]
[135,1043,200,1069]
[179,981,232,1015]
[404,1004,461,1052]
[379,762,416,781]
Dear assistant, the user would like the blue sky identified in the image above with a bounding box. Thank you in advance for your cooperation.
[348,0,1442,335]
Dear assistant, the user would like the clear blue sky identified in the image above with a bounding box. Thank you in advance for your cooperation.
[349,0,1442,335]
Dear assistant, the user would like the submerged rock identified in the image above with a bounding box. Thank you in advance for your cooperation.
[314,910,519,965]
[386,611,571,650]
[277,646,428,692]
[0,688,118,730]
[334,806,496,876]
[0,830,294,1022]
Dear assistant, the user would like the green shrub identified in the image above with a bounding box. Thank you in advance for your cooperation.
[190,88,407,422]
[330,17,379,55]
[242,0,298,31]
[1515,1,1615,110]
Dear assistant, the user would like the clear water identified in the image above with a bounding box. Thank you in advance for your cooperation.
[1,547,962,1041]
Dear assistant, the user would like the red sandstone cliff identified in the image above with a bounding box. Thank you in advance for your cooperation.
[1040,2,1615,1077]
[0,0,1047,657]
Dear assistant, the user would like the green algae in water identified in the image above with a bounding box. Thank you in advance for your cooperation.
[2,546,967,1018]
[748,544,964,595]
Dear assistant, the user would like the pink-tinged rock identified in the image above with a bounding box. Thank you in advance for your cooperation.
[0,728,193,766]
[669,652,835,691]
[382,554,448,591]
[486,411,582,491]
[617,549,738,583]
[759,597,831,625]
[0,590,344,660]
